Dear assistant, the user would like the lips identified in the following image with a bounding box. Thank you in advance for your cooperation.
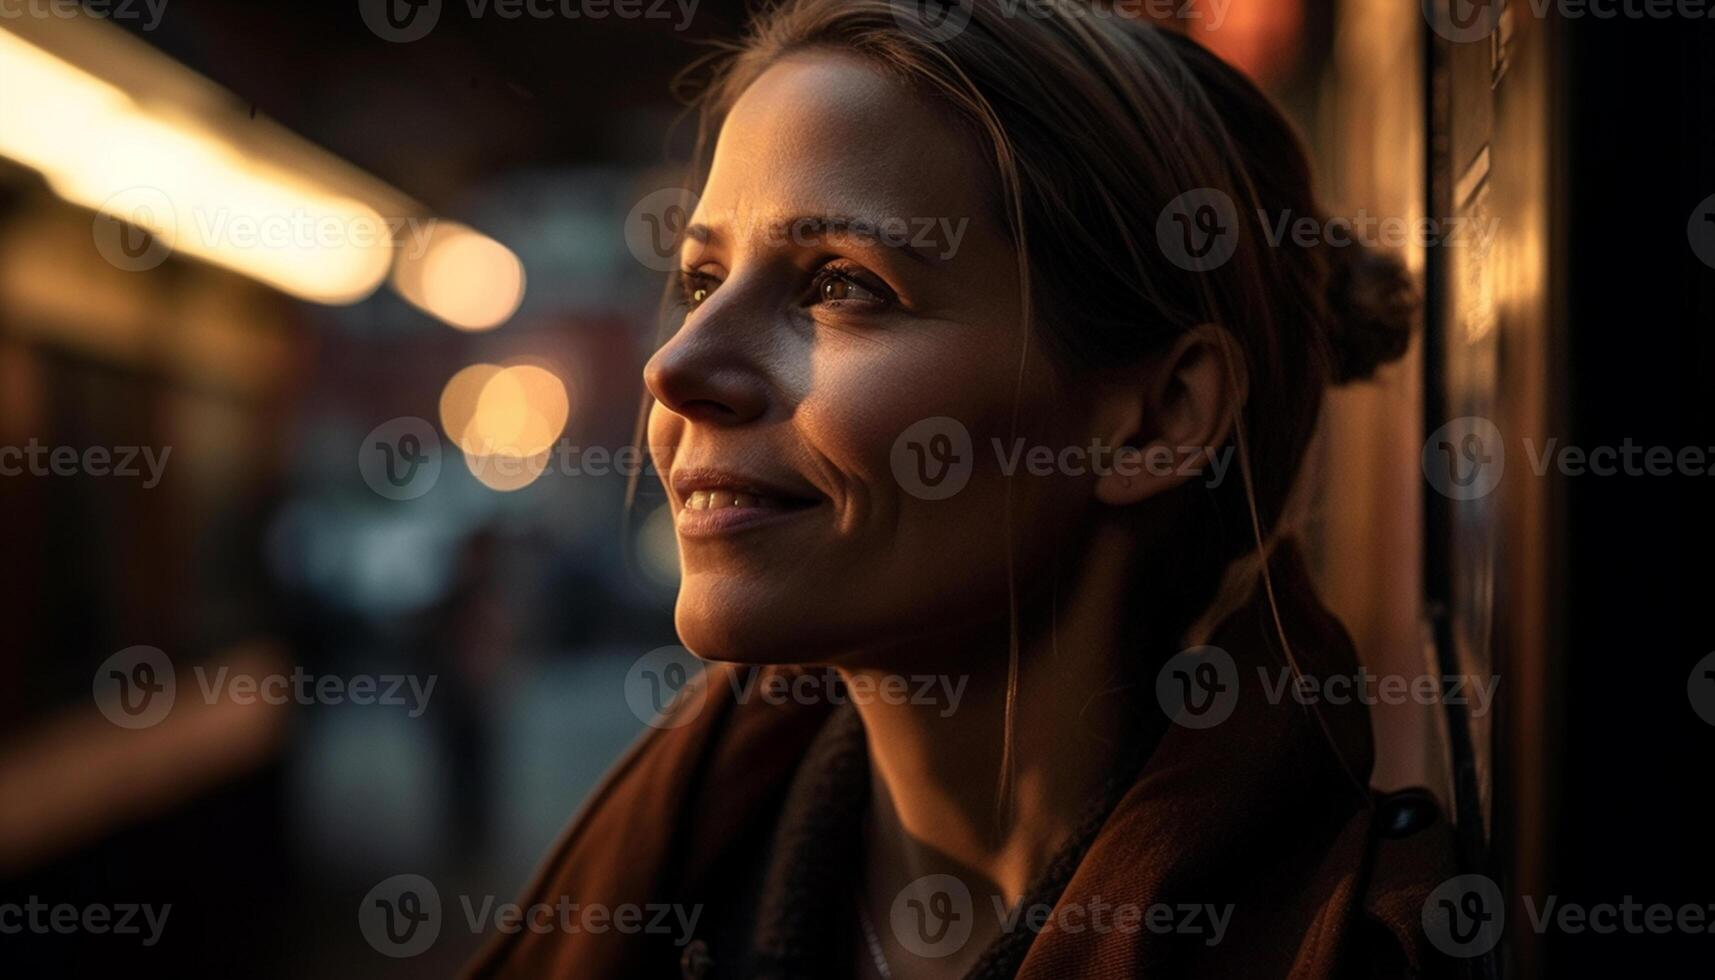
[670,468,821,537]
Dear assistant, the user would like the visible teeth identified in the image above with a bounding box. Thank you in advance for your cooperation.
[684,490,782,511]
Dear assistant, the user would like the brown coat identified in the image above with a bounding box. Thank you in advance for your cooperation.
[465,545,1460,979]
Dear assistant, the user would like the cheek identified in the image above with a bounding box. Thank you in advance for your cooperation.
[799,332,1001,501]
[801,329,1076,559]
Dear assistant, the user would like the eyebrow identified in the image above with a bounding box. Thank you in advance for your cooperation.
[683,213,941,267]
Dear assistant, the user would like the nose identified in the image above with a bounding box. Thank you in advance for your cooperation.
[643,300,772,426]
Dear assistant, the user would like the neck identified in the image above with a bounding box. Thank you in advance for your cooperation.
[841,522,1169,974]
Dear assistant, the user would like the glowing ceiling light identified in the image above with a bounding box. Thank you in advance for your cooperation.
[0,28,390,304]
[393,222,527,331]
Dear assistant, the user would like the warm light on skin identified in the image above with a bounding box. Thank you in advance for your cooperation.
[641,51,1229,965]
[0,29,393,305]
[395,222,527,331]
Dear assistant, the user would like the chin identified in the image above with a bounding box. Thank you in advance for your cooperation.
[672,563,1013,671]
[673,575,815,665]
[672,568,905,667]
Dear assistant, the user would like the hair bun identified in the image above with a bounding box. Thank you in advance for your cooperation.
[1322,244,1418,384]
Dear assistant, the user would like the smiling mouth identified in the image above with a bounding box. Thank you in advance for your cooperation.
[674,486,820,537]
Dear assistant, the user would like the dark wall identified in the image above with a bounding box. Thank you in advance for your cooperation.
[1554,12,1715,974]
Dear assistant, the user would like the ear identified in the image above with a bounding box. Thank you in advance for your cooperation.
[1093,324,1246,507]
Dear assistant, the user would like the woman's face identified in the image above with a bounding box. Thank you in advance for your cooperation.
[645,51,1100,664]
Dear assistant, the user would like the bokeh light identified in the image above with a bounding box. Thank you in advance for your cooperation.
[439,362,570,491]
[395,222,527,331]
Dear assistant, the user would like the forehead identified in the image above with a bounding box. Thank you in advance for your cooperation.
[700,50,994,233]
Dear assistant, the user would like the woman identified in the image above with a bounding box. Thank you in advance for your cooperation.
[469,1,1454,977]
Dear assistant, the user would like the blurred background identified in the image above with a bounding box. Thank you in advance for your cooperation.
[0,1,1710,977]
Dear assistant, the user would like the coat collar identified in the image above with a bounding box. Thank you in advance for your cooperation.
[465,541,1440,980]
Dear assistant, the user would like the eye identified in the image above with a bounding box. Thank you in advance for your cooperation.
[677,269,719,310]
[809,263,892,309]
